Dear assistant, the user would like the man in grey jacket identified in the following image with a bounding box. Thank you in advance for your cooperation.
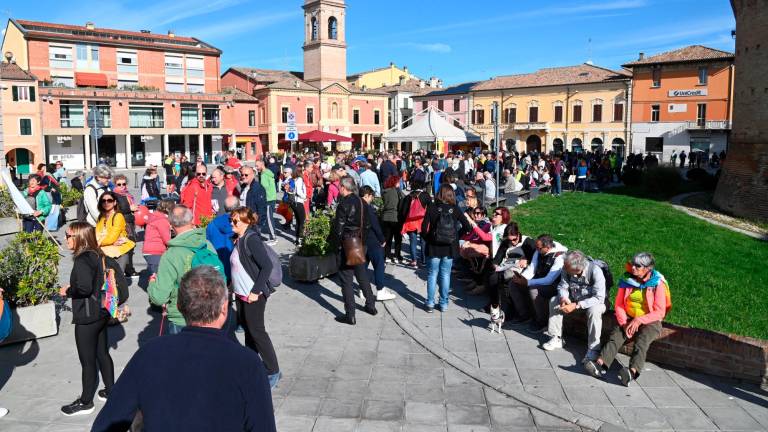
[83,165,113,226]
[542,250,606,362]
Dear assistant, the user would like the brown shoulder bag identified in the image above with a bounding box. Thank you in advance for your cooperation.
[343,197,366,266]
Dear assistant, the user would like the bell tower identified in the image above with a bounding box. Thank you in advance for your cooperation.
[303,0,347,89]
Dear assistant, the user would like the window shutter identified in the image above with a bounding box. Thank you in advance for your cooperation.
[12,86,18,101]
[29,86,36,102]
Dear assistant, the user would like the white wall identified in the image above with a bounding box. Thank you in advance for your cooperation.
[631,122,728,162]
[47,135,86,170]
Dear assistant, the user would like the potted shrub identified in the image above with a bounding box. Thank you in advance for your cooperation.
[59,183,83,222]
[0,231,60,344]
[0,186,20,235]
[288,211,339,282]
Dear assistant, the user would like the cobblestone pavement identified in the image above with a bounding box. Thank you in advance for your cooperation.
[0,224,766,431]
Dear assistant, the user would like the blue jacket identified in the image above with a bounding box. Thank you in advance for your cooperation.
[91,326,276,432]
[206,214,234,282]
[244,180,267,216]
[365,202,384,252]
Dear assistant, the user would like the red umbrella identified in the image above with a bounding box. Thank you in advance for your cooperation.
[298,130,353,142]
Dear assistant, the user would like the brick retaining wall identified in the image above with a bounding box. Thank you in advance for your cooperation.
[563,314,768,388]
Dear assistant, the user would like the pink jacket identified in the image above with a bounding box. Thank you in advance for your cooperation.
[143,212,171,255]
[614,281,668,327]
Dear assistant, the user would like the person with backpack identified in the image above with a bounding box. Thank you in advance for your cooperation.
[81,165,113,226]
[229,206,282,389]
[58,222,128,416]
[541,250,608,363]
[148,205,222,335]
[21,174,52,233]
[420,184,471,313]
[398,180,431,269]
[584,252,670,387]
[380,175,404,264]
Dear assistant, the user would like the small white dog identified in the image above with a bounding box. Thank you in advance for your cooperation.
[489,304,505,334]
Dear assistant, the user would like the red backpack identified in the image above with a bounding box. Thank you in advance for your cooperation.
[406,195,426,221]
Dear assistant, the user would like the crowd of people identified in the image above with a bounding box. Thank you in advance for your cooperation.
[0,147,673,429]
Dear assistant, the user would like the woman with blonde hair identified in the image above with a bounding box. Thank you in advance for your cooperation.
[229,206,281,388]
[58,222,126,416]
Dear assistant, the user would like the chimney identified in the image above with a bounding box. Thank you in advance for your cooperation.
[638,52,645,60]
[140,29,151,34]
[168,30,175,38]
[4,51,13,64]
[419,80,425,89]
[429,77,438,87]
[390,61,394,67]
[403,66,408,73]
[294,80,301,88]
[85,22,95,30]
[399,75,406,85]
[361,84,368,91]
[438,79,443,89]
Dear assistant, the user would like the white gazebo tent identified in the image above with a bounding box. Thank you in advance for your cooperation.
[383,107,481,150]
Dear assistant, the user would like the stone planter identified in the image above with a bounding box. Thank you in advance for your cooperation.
[0,302,58,346]
[0,217,21,236]
[289,253,338,282]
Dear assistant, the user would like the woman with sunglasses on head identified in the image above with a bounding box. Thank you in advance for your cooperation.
[464,207,511,297]
[490,223,536,315]
[112,175,140,278]
[58,222,126,416]
[228,207,281,389]
[95,191,135,277]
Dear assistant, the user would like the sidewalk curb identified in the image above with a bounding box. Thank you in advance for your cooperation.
[670,192,768,241]
[383,300,630,432]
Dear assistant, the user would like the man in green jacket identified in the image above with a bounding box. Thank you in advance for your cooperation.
[22,174,52,233]
[255,159,277,246]
[148,205,219,334]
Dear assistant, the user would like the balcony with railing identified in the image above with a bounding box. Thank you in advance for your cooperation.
[686,120,731,130]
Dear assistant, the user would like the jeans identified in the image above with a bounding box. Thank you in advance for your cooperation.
[237,296,280,375]
[22,218,42,233]
[547,297,605,351]
[366,245,386,291]
[600,320,662,375]
[144,254,161,275]
[426,256,453,309]
[552,174,562,195]
[576,177,587,192]
[75,316,114,404]
[165,320,184,335]
[407,231,424,264]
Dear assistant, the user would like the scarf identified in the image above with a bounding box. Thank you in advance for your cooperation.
[113,188,136,206]
[618,269,662,290]
[27,185,44,196]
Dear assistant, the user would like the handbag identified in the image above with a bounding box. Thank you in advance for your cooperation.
[342,197,366,266]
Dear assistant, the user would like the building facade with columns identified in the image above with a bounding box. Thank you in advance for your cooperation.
[469,64,631,156]
[1,18,239,169]
[220,0,388,154]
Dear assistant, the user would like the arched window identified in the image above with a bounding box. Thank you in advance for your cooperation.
[311,17,318,41]
[571,138,583,153]
[328,17,338,40]
[331,102,339,119]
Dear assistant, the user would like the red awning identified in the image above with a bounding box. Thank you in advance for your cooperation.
[298,130,353,142]
[75,72,108,87]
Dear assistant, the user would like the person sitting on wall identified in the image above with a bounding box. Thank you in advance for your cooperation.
[583,252,670,387]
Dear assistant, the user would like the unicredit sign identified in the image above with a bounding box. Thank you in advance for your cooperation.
[668,89,708,97]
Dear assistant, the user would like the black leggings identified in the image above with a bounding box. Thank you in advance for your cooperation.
[381,221,403,260]
[75,316,114,404]
[237,297,280,375]
[292,203,306,243]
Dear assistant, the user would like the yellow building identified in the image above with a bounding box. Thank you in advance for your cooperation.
[348,62,432,89]
[470,63,631,155]
[1,58,42,174]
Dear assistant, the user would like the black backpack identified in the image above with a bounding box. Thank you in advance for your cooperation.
[432,206,458,245]
[76,184,97,223]
[588,257,614,308]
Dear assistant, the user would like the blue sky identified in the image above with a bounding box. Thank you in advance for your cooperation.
[2,0,736,85]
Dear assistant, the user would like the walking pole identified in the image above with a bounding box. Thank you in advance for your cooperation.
[33,215,63,251]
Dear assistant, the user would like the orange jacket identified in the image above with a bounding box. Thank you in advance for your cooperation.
[614,280,668,327]
[180,180,214,225]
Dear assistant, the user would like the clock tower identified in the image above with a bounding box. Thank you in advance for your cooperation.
[303,0,347,89]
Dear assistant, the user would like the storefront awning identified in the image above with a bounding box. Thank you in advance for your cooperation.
[75,72,108,87]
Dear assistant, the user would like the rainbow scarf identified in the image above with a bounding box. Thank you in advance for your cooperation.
[101,262,119,318]
[618,269,662,290]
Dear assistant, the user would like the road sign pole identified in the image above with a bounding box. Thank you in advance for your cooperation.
[492,102,500,208]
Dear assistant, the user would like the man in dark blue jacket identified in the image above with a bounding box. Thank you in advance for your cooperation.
[240,166,268,238]
[91,266,275,432]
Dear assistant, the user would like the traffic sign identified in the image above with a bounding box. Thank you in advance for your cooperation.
[90,128,103,141]
[286,130,298,141]
[87,109,104,128]
[287,111,296,126]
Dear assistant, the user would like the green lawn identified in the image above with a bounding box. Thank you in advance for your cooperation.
[510,193,768,340]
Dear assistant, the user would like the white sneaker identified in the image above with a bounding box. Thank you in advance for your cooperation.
[542,336,564,351]
[266,239,278,246]
[376,288,397,301]
[0,407,8,418]
[357,290,365,301]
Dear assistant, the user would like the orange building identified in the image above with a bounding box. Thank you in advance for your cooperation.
[1,18,242,169]
[623,45,734,160]
[1,59,41,174]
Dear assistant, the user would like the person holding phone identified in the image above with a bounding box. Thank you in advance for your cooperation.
[229,206,281,389]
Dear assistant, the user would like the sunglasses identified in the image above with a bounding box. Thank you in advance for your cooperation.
[196,173,207,177]
[229,218,240,225]
[241,174,250,178]
[473,211,484,215]
[65,233,73,239]
[115,182,126,186]
[100,198,115,203]
[631,263,646,269]
[493,212,503,216]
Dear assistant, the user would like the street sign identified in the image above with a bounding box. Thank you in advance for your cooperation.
[90,128,103,141]
[87,109,104,128]
[286,130,298,141]
[287,111,296,125]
